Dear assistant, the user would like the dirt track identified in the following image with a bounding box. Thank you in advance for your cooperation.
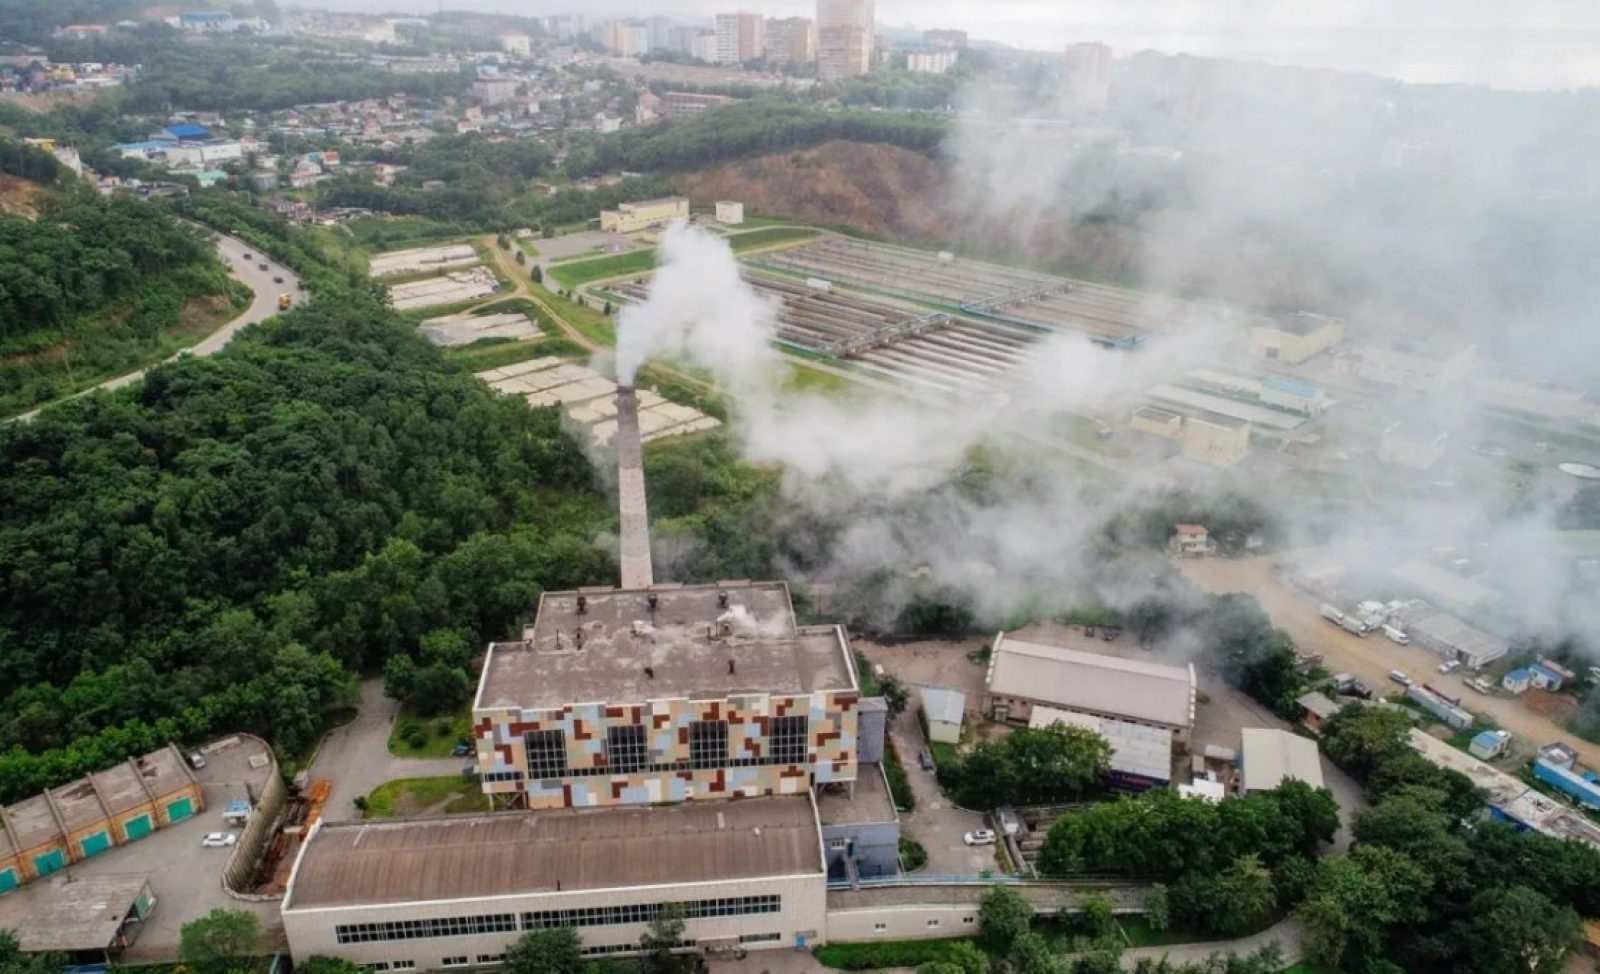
[1180,555,1600,768]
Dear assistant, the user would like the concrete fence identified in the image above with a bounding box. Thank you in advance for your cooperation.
[224,737,287,901]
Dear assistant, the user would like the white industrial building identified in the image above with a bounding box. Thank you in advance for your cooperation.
[1239,728,1325,792]
[281,797,828,964]
[1404,609,1509,670]
[715,201,745,225]
[985,632,1196,749]
[1342,343,1475,394]
[1031,707,1172,789]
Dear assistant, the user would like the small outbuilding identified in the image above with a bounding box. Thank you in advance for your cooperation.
[0,873,155,967]
[919,687,965,745]
[1469,730,1512,760]
[1503,668,1536,695]
[715,200,745,225]
[1240,728,1324,792]
[1296,691,1343,734]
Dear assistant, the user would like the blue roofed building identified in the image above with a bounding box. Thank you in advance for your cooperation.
[163,123,211,140]
[1503,667,1537,694]
[1259,375,1328,416]
[1468,729,1511,760]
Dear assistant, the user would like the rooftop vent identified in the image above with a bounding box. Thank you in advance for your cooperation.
[576,595,587,614]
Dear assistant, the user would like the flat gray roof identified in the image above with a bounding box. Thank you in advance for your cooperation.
[1408,611,1509,666]
[285,795,822,911]
[476,583,855,710]
[4,794,61,851]
[90,763,153,817]
[1390,559,1500,608]
[1241,728,1325,791]
[920,687,965,725]
[49,778,107,833]
[987,633,1195,729]
[816,763,898,827]
[134,746,194,799]
[0,873,150,953]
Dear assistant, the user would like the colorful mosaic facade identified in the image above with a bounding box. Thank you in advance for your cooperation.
[474,691,861,809]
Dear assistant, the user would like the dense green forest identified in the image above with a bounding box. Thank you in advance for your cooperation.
[1294,705,1600,974]
[0,140,65,184]
[564,102,948,176]
[0,301,614,799]
[0,0,146,43]
[0,180,246,414]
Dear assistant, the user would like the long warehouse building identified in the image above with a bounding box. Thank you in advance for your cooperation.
[282,796,828,966]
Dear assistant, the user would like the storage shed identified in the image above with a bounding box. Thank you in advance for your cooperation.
[919,687,965,745]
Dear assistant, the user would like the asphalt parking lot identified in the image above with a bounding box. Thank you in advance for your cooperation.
[66,736,284,960]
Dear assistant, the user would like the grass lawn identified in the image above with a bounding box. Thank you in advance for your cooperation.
[1117,919,1206,948]
[1281,964,1340,974]
[727,227,821,252]
[548,249,659,288]
[784,361,853,395]
[388,706,473,758]
[929,740,960,768]
[445,337,553,372]
[534,284,616,346]
[364,775,485,818]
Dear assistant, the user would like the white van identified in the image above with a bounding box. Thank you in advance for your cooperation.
[1381,625,1409,645]
[1389,670,1413,687]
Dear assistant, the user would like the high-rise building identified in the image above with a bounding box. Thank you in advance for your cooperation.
[1061,42,1113,111]
[690,31,719,62]
[765,16,816,64]
[713,11,764,64]
[648,15,673,52]
[816,0,873,79]
[544,14,582,43]
[599,20,649,57]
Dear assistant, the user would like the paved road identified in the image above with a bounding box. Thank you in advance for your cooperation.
[11,230,300,422]
[1181,554,1596,765]
[308,679,470,819]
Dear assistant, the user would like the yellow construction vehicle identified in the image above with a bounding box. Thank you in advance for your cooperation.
[278,293,292,311]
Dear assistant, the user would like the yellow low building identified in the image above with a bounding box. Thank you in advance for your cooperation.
[1182,412,1252,467]
[599,196,689,234]
[1251,312,1345,365]
[1131,405,1183,439]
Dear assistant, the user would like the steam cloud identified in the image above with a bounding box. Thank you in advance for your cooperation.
[613,48,1600,649]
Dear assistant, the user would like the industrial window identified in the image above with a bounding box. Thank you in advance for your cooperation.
[441,958,468,968]
[963,917,976,925]
[689,720,729,770]
[483,770,523,783]
[872,923,887,932]
[739,933,782,945]
[828,838,848,850]
[475,957,505,967]
[524,729,568,779]
[335,914,519,944]
[579,940,694,958]
[523,895,780,932]
[926,920,941,928]
[358,965,389,972]
[606,725,649,773]
[392,963,415,971]
[769,715,809,765]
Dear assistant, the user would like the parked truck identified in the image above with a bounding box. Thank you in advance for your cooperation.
[1320,604,1346,624]
[1338,615,1370,637]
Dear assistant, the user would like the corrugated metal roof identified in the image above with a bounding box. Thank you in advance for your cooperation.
[988,635,1194,729]
[285,796,821,911]
[920,687,965,725]
[1240,728,1324,791]
[1263,375,1318,398]
[1031,707,1172,782]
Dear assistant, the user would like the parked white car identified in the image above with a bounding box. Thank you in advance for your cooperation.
[963,830,996,846]
[1438,660,1463,674]
[201,832,236,848]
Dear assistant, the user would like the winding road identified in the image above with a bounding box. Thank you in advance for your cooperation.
[11,229,301,422]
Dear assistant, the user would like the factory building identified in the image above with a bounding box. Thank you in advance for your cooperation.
[1250,312,1345,364]
[1405,609,1508,670]
[471,582,861,810]
[281,798,829,965]
[1389,560,1501,613]
[1030,707,1172,790]
[599,197,689,234]
[1181,412,1251,468]
[0,746,201,893]
[1239,728,1324,792]
[816,765,900,879]
[715,201,745,225]
[986,631,1196,749]
[1342,343,1475,394]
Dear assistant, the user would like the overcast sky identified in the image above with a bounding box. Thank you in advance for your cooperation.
[325,0,1600,89]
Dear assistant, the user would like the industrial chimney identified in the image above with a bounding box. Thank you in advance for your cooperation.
[615,385,654,589]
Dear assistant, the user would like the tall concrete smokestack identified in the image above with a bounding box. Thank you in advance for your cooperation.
[615,385,654,589]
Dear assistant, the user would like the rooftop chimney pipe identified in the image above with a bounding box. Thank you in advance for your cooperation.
[644,666,654,679]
